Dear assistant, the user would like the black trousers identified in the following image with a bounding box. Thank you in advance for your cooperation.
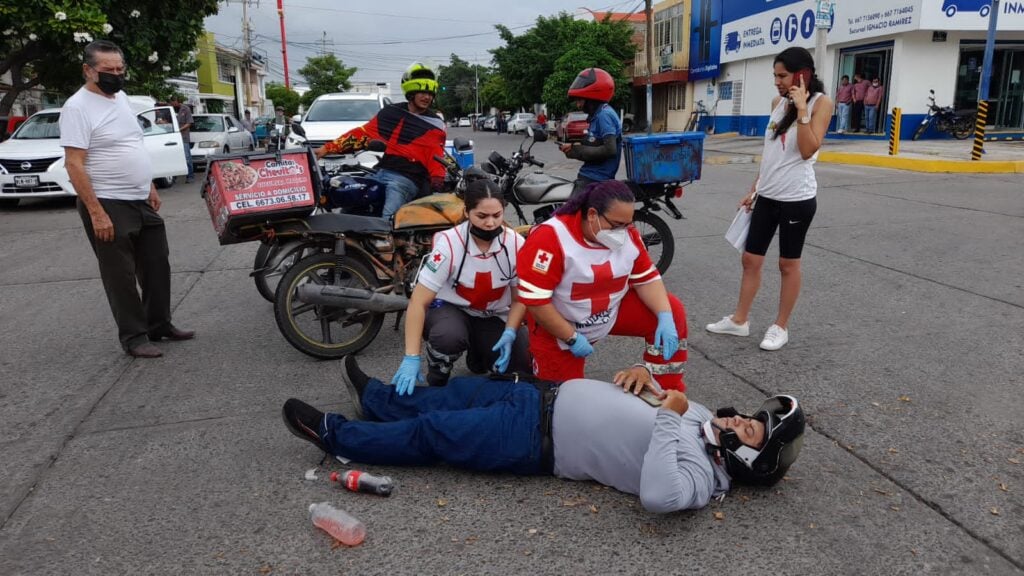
[422,302,532,386]
[78,198,172,350]
[851,101,864,132]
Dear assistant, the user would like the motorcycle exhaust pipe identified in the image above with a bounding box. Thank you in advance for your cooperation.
[295,284,409,313]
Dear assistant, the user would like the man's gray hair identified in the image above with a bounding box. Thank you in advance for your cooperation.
[84,40,124,67]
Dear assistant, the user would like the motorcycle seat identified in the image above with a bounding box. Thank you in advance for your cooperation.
[516,173,575,203]
[306,212,391,234]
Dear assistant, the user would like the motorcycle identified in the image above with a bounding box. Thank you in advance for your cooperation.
[251,130,470,303]
[911,89,975,141]
[481,126,684,275]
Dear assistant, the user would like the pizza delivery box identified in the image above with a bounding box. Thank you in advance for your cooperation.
[203,148,321,245]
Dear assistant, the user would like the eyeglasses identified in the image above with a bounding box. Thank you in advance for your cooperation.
[600,213,631,230]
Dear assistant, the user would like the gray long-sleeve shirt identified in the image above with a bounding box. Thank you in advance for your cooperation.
[552,379,730,513]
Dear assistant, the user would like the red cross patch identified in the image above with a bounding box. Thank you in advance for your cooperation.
[532,250,553,274]
[424,249,447,273]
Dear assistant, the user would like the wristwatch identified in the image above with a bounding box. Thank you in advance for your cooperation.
[798,114,811,125]
[564,332,579,346]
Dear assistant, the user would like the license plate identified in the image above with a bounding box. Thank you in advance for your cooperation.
[14,175,40,188]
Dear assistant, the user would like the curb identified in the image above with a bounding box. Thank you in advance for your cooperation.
[818,151,1024,174]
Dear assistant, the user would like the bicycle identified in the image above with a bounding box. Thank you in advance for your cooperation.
[685,99,717,134]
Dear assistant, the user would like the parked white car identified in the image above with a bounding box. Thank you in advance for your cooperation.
[457,117,471,127]
[190,113,254,169]
[0,105,188,207]
[507,112,537,134]
[286,92,390,170]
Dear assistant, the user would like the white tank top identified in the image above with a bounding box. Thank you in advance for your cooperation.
[756,93,822,202]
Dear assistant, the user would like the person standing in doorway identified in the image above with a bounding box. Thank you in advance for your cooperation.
[850,73,869,133]
[835,75,853,133]
[169,95,193,183]
[705,47,832,351]
[60,40,194,358]
[863,77,884,134]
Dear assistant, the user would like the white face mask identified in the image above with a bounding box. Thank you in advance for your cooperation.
[591,215,628,250]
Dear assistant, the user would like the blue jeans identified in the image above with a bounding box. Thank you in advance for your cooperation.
[320,376,545,474]
[837,102,851,132]
[865,105,878,133]
[374,169,420,219]
[183,140,194,180]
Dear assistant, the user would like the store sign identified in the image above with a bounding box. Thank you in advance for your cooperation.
[690,0,723,80]
[720,0,919,63]
[919,0,1024,30]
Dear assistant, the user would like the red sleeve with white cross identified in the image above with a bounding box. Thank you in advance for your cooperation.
[516,224,564,307]
[415,231,457,293]
[627,226,661,286]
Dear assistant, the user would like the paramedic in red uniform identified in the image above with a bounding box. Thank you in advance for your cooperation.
[315,62,446,219]
[517,180,688,392]
[389,180,532,395]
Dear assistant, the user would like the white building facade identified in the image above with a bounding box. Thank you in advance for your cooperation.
[690,0,1024,138]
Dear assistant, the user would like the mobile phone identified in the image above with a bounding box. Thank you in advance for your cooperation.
[638,389,663,407]
[792,68,812,89]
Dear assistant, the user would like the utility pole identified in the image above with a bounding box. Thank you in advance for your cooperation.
[242,0,252,114]
[645,0,653,134]
[814,1,833,69]
[973,0,1001,160]
[277,0,290,88]
[321,31,328,56]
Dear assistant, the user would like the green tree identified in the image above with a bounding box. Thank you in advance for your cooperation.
[0,1,219,116]
[298,54,356,106]
[491,12,635,110]
[541,46,632,117]
[436,54,489,119]
[265,82,301,116]
[480,74,514,112]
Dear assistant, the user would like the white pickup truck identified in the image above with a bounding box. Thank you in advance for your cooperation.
[0,96,188,207]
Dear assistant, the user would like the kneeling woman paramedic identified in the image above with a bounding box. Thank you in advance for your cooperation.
[516,180,688,391]
[391,180,532,395]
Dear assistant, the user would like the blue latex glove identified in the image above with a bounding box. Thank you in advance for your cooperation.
[568,334,594,358]
[491,328,517,373]
[654,311,679,360]
[391,354,424,396]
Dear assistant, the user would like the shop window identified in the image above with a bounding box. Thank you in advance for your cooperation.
[668,84,685,111]
[719,82,733,101]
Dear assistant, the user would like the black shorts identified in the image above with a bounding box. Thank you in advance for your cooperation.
[745,196,817,259]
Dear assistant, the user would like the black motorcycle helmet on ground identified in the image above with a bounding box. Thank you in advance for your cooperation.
[710,394,805,486]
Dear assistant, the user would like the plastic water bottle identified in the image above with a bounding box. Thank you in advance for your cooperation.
[330,470,394,497]
[308,502,366,546]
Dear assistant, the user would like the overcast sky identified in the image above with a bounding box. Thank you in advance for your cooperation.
[204,0,643,95]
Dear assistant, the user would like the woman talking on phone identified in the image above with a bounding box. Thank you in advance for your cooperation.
[705,47,832,351]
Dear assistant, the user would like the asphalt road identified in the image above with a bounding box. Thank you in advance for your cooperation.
[1,128,1022,575]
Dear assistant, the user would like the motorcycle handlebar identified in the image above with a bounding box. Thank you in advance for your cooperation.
[527,157,544,168]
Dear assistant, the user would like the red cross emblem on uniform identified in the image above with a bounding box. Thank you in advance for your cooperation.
[456,271,506,311]
[570,262,628,315]
[432,253,443,264]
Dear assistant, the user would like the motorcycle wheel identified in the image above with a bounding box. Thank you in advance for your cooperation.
[633,211,675,275]
[274,253,385,359]
[911,120,930,141]
[952,115,975,140]
[254,242,319,303]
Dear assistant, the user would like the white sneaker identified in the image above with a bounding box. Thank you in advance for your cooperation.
[705,316,749,337]
[760,324,789,351]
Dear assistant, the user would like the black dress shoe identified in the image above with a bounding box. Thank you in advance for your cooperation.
[342,355,370,420]
[149,325,195,341]
[282,399,328,453]
[127,342,163,358]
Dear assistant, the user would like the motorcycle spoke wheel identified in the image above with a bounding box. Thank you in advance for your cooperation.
[633,211,675,275]
[274,253,385,359]
[254,244,315,303]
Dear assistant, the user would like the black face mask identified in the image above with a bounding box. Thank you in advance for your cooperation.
[469,224,502,242]
[95,71,125,95]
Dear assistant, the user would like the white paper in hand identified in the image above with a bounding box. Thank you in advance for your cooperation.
[725,208,752,253]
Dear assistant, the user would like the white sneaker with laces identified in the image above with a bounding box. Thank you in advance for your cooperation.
[760,324,789,351]
[705,316,749,337]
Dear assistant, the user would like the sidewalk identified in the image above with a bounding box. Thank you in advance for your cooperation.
[702,133,1024,173]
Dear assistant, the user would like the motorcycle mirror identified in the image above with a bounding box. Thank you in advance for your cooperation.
[481,161,498,175]
[290,123,306,138]
[452,137,472,151]
[291,114,302,124]
[526,125,534,139]
[929,89,935,94]
[532,126,548,143]
[367,139,387,152]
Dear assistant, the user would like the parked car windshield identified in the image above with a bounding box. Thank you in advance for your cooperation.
[192,116,226,132]
[305,99,381,122]
[12,112,61,139]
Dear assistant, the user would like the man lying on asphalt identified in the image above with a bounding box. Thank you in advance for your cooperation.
[283,357,805,513]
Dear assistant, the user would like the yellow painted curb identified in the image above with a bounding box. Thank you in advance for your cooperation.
[818,151,1024,174]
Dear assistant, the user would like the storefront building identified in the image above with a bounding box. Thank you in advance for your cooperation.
[689,0,1024,138]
